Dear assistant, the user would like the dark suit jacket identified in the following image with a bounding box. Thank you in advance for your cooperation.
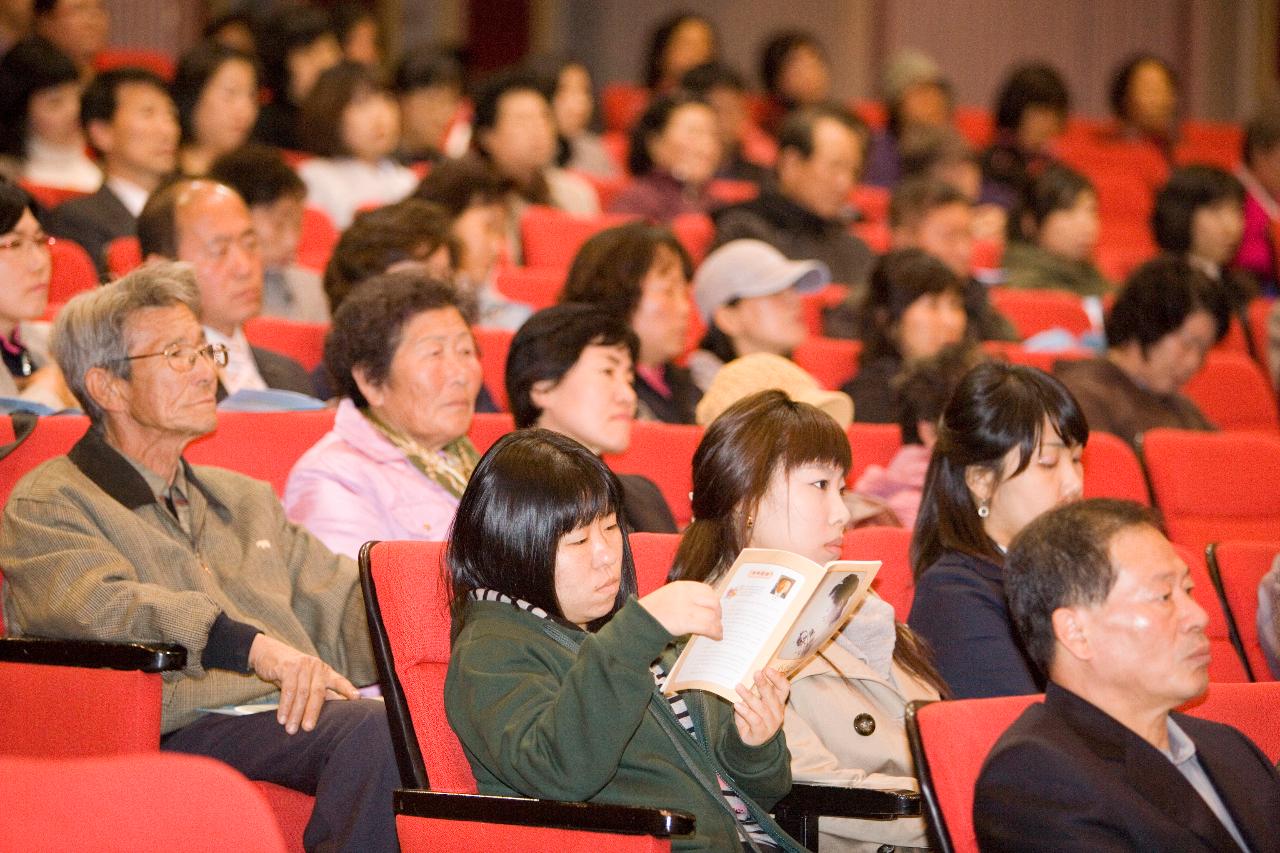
[618,474,677,534]
[44,185,135,280]
[215,345,316,401]
[975,682,1280,853]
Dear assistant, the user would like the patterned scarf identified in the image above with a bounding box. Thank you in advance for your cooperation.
[363,409,479,499]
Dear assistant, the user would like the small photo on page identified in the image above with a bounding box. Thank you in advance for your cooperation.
[775,572,862,665]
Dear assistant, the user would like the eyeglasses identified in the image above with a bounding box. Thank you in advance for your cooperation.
[0,233,54,254]
[117,343,229,373]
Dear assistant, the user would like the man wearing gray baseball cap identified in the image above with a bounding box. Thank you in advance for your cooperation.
[687,238,829,390]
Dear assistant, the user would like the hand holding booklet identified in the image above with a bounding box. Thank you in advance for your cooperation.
[664,548,880,702]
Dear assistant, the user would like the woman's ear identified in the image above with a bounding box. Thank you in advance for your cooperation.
[351,364,385,409]
[964,463,997,506]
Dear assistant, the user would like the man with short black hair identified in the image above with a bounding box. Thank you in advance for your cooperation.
[45,66,179,277]
[975,498,1280,852]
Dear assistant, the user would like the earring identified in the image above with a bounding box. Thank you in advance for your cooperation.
[977,503,990,519]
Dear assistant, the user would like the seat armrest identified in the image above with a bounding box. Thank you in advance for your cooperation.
[394,790,696,838]
[0,636,186,672]
[773,783,920,820]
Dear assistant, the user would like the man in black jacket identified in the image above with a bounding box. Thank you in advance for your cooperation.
[976,499,1280,853]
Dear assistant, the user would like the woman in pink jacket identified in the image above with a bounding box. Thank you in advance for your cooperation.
[284,271,483,556]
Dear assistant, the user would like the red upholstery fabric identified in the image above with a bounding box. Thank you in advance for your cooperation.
[912,694,1041,853]
[494,265,566,310]
[980,341,1092,374]
[1182,681,1280,761]
[1174,543,1250,683]
[792,336,860,391]
[184,409,337,496]
[574,171,632,210]
[297,207,339,273]
[1213,315,1252,357]
[1247,298,1272,374]
[106,235,143,278]
[849,185,890,223]
[987,287,1093,338]
[48,238,98,304]
[1174,121,1242,171]
[1182,351,1279,432]
[396,814,670,853]
[1081,430,1150,505]
[850,220,891,254]
[799,284,849,338]
[0,753,287,853]
[17,180,89,211]
[846,422,902,486]
[601,84,651,134]
[841,526,914,619]
[1207,540,1280,681]
[259,784,314,852]
[520,206,638,269]
[468,412,515,455]
[474,326,514,411]
[630,532,681,595]
[241,317,328,372]
[93,48,176,80]
[0,414,89,506]
[706,179,759,206]
[606,421,700,527]
[670,212,716,264]
[1142,429,1280,558]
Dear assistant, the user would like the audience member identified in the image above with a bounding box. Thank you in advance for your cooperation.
[1153,164,1256,356]
[297,61,417,229]
[896,124,1008,243]
[330,1,381,68]
[444,428,797,852]
[540,57,618,177]
[413,156,532,329]
[642,12,718,92]
[687,238,828,390]
[981,63,1070,210]
[611,90,721,223]
[471,68,599,261]
[286,273,482,555]
[908,360,1087,698]
[31,0,107,81]
[1235,106,1280,294]
[681,61,774,183]
[713,106,874,290]
[252,5,341,150]
[45,67,179,277]
[137,179,314,398]
[841,248,968,424]
[505,303,676,533]
[1108,53,1180,162]
[560,221,698,423]
[1003,163,1110,296]
[171,41,258,177]
[1054,256,1227,447]
[394,48,467,164]
[863,49,953,188]
[977,499,1280,851]
[853,342,984,530]
[693,352,851,429]
[671,388,943,852]
[203,10,255,56]
[0,180,74,409]
[0,261,398,850]
[208,144,330,323]
[757,30,833,135]
[0,35,100,192]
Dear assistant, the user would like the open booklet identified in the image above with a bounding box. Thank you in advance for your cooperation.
[663,548,880,703]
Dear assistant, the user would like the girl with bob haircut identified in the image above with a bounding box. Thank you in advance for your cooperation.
[907,361,1088,699]
[444,429,803,853]
[298,61,417,228]
[171,41,259,177]
[670,389,944,852]
[1002,163,1110,297]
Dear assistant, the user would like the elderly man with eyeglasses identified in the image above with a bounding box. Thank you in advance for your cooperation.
[0,262,399,852]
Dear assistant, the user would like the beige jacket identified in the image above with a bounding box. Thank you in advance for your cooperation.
[786,631,940,852]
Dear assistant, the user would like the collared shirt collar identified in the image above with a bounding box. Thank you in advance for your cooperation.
[204,325,267,394]
[67,426,226,515]
[104,176,150,218]
[1161,716,1197,766]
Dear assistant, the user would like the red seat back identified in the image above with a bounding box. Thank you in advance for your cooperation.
[1182,681,1280,761]
[93,48,175,80]
[605,421,701,527]
[846,422,902,486]
[907,694,1041,853]
[987,287,1093,338]
[0,414,89,507]
[841,526,914,618]
[630,532,681,596]
[798,284,849,338]
[48,238,98,303]
[184,410,337,496]
[670,212,715,264]
[473,327,514,411]
[467,412,515,455]
[1082,430,1150,505]
[0,753,287,853]
[1247,298,1272,378]
[1206,540,1280,682]
[297,207,339,273]
[792,337,860,391]
[601,84,650,134]
[849,185,890,223]
[106,235,143,279]
[493,265,565,310]
[1142,429,1280,558]
[1182,351,1278,432]
[520,206,637,269]
[17,181,89,211]
[1174,543,1250,682]
[242,317,328,372]
[981,341,1092,374]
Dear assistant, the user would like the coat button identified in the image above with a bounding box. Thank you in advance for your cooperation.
[854,713,876,736]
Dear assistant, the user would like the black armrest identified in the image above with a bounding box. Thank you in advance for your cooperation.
[394,789,696,838]
[772,784,921,851]
[0,636,186,672]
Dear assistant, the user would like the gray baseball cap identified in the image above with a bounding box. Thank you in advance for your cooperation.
[693,239,831,322]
